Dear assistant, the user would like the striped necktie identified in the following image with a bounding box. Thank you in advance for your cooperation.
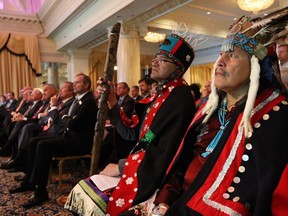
[118,97,123,106]
[15,100,24,112]
[57,102,64,110]
[23,105,33,116]
[32,104,45,119]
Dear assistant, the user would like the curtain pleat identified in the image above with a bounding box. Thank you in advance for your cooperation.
[88,51,117,91]
[189,63,214,90]
[0,32,40,97]
[0,49,35,97]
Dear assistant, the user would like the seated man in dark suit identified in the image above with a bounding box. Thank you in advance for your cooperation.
[10,88,33,119]
[8,73,98,209]
[0,84,56,167]
[131,85,143,101]
[0,88,43,156]
[2,82,74,170]
[0,87,32,125]
[3,91,18,112]
[0,91,18,127]
[0,88,32,147]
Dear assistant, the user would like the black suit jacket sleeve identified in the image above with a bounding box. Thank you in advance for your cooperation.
[121,95,135,118]
[61,92,97,144]
[49,98,74,124]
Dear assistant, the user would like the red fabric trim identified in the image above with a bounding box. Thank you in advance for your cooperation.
[106,152,145,216]
[187,115,249,215]
[118,94,159,128]
[119,108,139,128]
[138,94,158,104]
[171,39,183,54]
[272,164,288,216]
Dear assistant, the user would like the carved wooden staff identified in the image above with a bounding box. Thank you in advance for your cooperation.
[90,22,121,175]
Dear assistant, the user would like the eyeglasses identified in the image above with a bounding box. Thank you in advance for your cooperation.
[152,58,175,65]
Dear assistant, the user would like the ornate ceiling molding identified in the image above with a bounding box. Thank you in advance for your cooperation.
[38,0,90,36]
[0,11,42,34]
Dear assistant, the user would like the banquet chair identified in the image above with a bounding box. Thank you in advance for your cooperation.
[49,154,92,193]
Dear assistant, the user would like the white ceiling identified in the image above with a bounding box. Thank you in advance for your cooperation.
[1,0,287,64]
[54,0,287,53]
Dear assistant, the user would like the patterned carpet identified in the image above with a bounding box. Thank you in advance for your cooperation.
[0,156,90,216]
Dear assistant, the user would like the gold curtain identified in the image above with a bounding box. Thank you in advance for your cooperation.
[88,51,117,91]
[188,63,215,90]
[0,33,41,73]
[0,49,35,97]
[0,32,41,97]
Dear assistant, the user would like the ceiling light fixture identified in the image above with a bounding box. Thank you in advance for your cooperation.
[237,0,274,14]
[144,32,166,43]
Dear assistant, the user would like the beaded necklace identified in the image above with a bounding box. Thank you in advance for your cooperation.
[201,99,230,158]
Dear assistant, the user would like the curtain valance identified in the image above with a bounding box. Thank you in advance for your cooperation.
[0,32,41,74]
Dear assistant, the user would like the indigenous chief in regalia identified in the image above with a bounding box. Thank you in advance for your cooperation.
[151,7,288,216]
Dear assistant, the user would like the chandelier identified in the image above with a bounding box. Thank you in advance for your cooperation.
[237,0,274,14]
[144,32,166,43]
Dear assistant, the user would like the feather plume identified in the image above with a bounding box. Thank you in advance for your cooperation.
[239,55,260,137]
[171,22,208,48]
[265,27,288,46]
[243,6,288,33]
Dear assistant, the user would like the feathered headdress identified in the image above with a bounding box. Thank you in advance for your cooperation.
[202,6,288,137]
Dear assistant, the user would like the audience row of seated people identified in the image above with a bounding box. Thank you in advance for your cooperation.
[0,73,98,209]
[0,84,57,164]
[0,87,34,146]
[0,72,156,209]
[0,91,23,128]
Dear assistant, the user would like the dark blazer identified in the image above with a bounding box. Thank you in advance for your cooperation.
[17,100,32,115]
[134,95,143,101]
[43,97,74,134]
[15,98,75,153]
[0,100,30,125]
[1,100,43,136]
[24,100,44,119]
[24,91,97,193]
[118,94,135,118]
[6,99,18,112]
[11,98,23,112]
[60,91,98,153]
[58,98,74,117]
